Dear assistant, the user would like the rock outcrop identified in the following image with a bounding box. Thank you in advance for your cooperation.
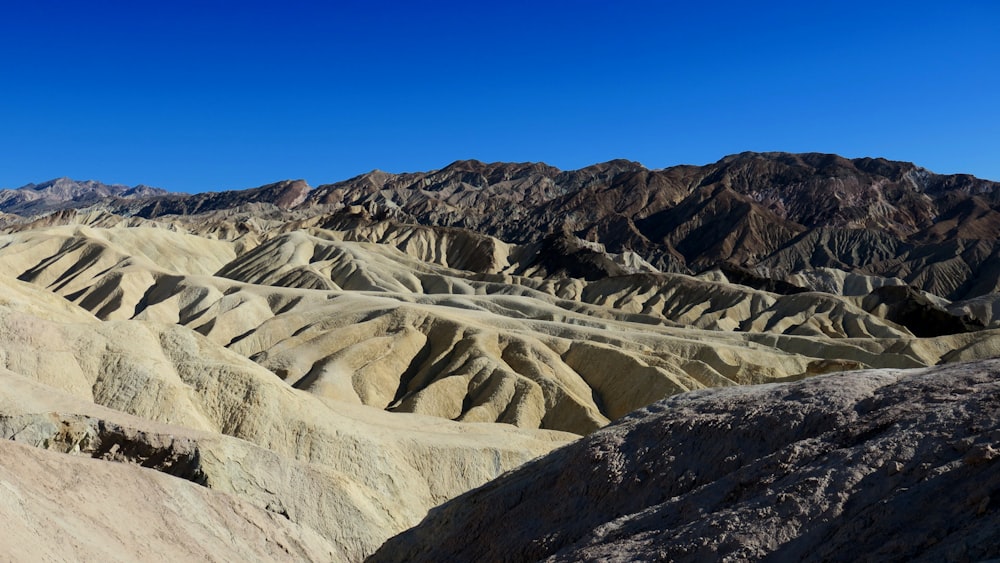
[371,360,1000,562]
[0,439,338,562]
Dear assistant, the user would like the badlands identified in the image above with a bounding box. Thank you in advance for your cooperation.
[1,152,1000,560]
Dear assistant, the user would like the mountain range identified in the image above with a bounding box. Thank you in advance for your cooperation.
[7,152,1000,302]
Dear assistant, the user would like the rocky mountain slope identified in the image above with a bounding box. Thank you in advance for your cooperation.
[371,360,1000,562]
[296,154,1000,285]
[298,153,1000,288]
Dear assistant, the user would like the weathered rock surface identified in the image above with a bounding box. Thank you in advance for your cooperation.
[4,221,1000,438]
[8,224,1000,437]
[0,438,338,562]
[371,360,1000,562]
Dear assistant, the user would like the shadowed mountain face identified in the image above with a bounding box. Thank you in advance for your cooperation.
[303,153,1000,274]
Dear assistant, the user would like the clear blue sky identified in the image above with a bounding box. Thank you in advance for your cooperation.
[1,1,997,192]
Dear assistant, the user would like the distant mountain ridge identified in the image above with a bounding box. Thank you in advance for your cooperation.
[6,152,1000,300]
[0,177,172,216]
[306,152,1000,246]
[130,179,310,217]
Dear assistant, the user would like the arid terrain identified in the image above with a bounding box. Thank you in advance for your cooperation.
[2,152,999,560]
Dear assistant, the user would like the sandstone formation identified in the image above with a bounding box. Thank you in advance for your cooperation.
[371,360,1000,562]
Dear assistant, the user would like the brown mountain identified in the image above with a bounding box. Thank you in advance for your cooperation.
[130,179,311,217]
[300,153,1000,298]
[302,152,1000,249]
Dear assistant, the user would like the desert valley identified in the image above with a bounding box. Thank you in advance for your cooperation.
[2,152,1000,561]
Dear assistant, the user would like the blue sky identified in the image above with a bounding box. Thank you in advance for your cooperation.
[1,1,997,192]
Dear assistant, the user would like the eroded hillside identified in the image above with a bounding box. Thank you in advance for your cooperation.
[3,216,999,438]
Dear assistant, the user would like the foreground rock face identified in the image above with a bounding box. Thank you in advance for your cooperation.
[371,360,1000,562]
[0,439,337,562]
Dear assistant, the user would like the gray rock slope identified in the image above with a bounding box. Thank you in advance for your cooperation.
[371,360,1000,562]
